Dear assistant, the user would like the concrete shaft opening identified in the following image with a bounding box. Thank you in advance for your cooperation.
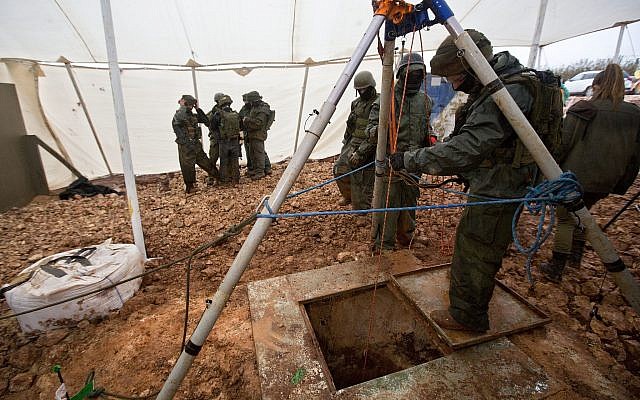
[304,284,443,390]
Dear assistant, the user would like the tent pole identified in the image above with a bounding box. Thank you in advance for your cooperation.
[100,0,147,259]
[437,8,640,314]
[613,24,626,62]
[527,0,548,68]
[156,14,387,399]
[190,66,198,100]
[293,65,310,152]
[371,38,395,225]
[61,58,113,176]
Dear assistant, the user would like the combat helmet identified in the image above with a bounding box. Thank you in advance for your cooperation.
[430,29,492,77]
[181,94,197,107]
[354,71,376,89]
[218,94,232,106]
[244,91,262,102]
[214,92,225,103]
[396,52,426,78]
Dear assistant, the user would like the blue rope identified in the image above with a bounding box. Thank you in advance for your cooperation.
[286,161,375,199]
[511,171,583,286]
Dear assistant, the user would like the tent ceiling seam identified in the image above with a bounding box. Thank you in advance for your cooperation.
[53,0,97,62]
[290,0,297,64]
[458,0,482,23]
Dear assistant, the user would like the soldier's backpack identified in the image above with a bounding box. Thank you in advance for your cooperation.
[500,69,565,167]
[266,109,276,131]
[218,109,241,140]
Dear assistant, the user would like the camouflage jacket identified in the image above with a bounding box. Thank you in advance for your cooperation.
[360,84,432,161]
[172,106,208,145]
[241,101,271,141]
[403,52,537,198]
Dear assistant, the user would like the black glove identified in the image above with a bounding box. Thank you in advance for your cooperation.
[348,152,362,168]
[389,152,405,171]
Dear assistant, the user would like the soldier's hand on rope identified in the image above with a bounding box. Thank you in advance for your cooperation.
[389,152,405,170]
[348,152,362,167]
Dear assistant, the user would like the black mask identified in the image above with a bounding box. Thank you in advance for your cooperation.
[402,70,424,93]
[357,86,376,101]
[456,73,482,95]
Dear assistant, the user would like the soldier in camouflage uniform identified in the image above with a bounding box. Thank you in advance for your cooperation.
[365,53,432,249]
[333,71,379,209]
[172,94,218,193]
[240,93,272,177]
[390,30,538,332]
[209,94,241,184]
[206,92,225,172]
[240,91,272,180]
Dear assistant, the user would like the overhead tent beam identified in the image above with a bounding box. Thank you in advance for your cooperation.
[100,0,147,259]
[58,57,113,176]
[527,0,548,68]
[157,13,388,399]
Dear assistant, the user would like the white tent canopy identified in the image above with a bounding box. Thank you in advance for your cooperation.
[1,0,639,190]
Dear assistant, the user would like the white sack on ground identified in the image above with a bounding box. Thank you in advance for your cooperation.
[3,239,144,333]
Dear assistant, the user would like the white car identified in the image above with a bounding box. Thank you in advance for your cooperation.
[564,70,633,96]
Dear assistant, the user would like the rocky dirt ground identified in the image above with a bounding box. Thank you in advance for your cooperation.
[0,160,639,399]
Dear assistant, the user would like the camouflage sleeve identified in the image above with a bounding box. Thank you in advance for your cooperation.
[404,84,532,175]
[172,108,188,139]
[353,99,380,157]
[557,100,596,163]
[195,108,209,124]
[243,108,269,131]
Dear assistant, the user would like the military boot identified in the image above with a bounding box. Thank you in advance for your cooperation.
[568,239,586,268]
[539,252,569,283]
[185,183,196,194]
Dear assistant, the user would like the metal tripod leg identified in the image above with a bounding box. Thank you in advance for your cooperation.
[156,13,387,400]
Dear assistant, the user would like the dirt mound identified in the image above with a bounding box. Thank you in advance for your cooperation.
[0,160,638,399]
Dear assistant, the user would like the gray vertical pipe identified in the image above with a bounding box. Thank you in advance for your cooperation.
[156,14,386,400]
[443,18,640,314]
[190,66,199,100]
[62,60,113,176]
[371,39,395,225]
[100,0,147,259]
[527,0,548,68]
[613,24,626,62]
[293,65,310,152]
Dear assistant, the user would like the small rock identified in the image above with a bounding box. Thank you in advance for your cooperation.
[580,280,601,298]
[571,295,592,323]
[8,345,41,370]
[37,329,68,347]
[336,252,356,263]
[284,256,294,265]
[27,253,43,262]
[590,319,617,342]
[9,372,34,392]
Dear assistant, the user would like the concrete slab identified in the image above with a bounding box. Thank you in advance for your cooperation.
[248,250,558,399]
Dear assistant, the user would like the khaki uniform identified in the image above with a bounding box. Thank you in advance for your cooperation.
[172,105,217,186]
[366,84,431,249]
[404,52,536,330]
[553,99,640,254]
[334,94,379,209]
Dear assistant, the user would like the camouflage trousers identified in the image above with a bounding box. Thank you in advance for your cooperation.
[372,176,420,249]
[350,166,374,210]
[333,143,352,203]
[177,141,218,185]
[244,140,271,176]
[219,139,241,183]
[209,137,219,167]
[552,192,607,254]
[449,200,519,331]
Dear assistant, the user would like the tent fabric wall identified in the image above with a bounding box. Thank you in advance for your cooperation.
[10,58,384,189]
